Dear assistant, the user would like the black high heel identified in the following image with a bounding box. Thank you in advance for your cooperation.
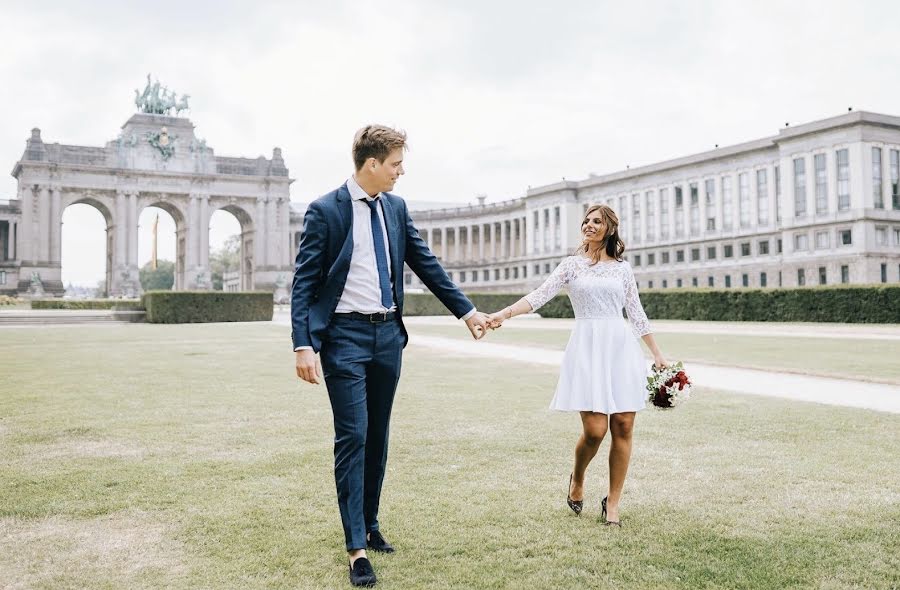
[601,496,621,527]
[566,474,583,515]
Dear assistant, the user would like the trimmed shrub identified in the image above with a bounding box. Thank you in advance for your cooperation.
[403,286,900,323]
[31,299,143,311]
[142,291,273,323]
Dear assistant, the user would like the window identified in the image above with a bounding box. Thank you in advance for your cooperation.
[876,227,887,246]
[725,275,732,288]
[543,209,550,251]
[793,157,807,217]
[645,191,656,241]
[797,268,806,286]
[631,195,641,244]
[757,169,769,225]
[523,265,527,278]
[618,197,627,240]
[742,273,749,287]
[513,267,519,279]
[460,272,466,283]
[722,176,733,230]
[554,207,562,248]
[405,273,413,285]
[760,272,767,287]
[819,266,827,285]
[705,179,717,230]
[839,230,852,245]
[676,278,683,288]
[707,246,716,259]
[634,254,642,267]
[648,280,654,289]
[758,240,769,255]
[775,165,782,222]
[0,270,5,285]
[533,265,539,276]
[892,149,900,210]
[662,251,670,264]
[691,248,700,261]
[676,250,684,262]
[814,154,828,214]
[544,264,551,274]
[690,183,699,235]
[873,147,884,208]
[881,263,888,283]
[692,277,698,287]
[815,231,829,250]
[448,272,454,281]
[484,270,490,281]
[841,265,849,284]
[708,276,714,287]
[648,253,655,265]
[894,228,900,246]
[837,149,850,210]
[533,211,539,251]
[662,279,668,288]
[659,188,670,239]
[777,238,783,254]
[495,269,500,280]
[504,268,510,279]
[724,245,734,258]
[794,234,809,251]
[740,242,751,256]
[675,186,685,237]
[739,172,751,227]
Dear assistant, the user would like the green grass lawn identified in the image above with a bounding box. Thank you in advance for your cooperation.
[409,323,900,385]
[1,323,898,589]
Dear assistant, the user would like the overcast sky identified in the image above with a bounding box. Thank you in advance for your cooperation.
[2,0,898,285]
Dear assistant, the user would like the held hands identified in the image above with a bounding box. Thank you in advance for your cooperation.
[464,312,492,340]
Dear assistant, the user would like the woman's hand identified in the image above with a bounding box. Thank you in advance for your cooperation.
[486,309,507,330]
[652,354,668,371]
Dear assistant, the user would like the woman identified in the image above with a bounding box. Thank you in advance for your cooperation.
[487,204,668,526]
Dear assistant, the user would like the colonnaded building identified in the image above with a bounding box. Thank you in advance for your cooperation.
[394,110,900,292]
[2,97,899,297]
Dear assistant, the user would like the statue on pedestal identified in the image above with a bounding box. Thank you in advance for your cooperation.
[273,273,289,304]
[26,271,45,298]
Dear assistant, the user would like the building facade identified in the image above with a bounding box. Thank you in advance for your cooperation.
[290,111,898,293]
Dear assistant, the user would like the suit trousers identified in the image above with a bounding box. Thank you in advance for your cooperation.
[320,314,403,551]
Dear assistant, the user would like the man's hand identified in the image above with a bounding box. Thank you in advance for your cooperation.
[295,349,322,384]
[485,310,506,330]
[464,312,491,340]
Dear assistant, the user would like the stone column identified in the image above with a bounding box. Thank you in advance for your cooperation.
[38,185,50,262]
[49,187,61,263]
[188,195,199,271]
[255,197,267,269]
[127,192,139,272]
[115,190,127,271]
[478,224,485,260]
[200,195,210,269]
[487,221,495,260]
[17,185,32,263]
[501,220,509,259]
[453,227,461,261]
[267,196,278,267]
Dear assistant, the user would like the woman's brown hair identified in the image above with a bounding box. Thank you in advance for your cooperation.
[580,204,626,264]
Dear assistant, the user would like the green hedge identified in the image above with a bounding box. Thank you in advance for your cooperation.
[31,299,143,311]
[404,285,900,323]
[141,291,273,323]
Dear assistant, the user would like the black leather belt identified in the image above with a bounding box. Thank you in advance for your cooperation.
[339,311,397,323]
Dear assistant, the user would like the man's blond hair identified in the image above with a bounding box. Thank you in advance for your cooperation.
[352,125,408,171]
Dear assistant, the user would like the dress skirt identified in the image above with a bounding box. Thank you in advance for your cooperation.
[549,317,647,414]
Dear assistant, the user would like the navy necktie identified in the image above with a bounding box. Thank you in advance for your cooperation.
[365,199,393,309]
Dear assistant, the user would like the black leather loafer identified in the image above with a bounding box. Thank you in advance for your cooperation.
[349,557,377,587]
[366,530,395,553]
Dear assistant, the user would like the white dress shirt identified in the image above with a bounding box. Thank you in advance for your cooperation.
[335,176,397,314]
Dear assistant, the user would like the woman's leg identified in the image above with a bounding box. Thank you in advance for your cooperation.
[569,412,609,501]
[606,412,636,522]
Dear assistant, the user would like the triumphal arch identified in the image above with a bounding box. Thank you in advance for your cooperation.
[7,77,294,297]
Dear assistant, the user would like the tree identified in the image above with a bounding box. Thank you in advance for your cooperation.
[209,235,241,290]
[140,259,175,291]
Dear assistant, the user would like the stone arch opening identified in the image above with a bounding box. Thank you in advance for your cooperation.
[137,205,177,292]
[140,200,186,289]
[210,204,254,291]
[61,197,113,297]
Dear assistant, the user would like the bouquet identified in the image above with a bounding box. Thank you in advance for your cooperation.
[647,361,692,409]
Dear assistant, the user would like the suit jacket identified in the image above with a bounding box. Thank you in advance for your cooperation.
[290,182,474,352]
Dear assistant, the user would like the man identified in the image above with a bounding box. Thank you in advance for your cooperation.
[291,125,491,587]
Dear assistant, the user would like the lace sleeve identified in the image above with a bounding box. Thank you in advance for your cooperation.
[623,261,652,337]
[525,257,577,312]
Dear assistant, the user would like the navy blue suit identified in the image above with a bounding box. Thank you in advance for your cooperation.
[291,182,473,550]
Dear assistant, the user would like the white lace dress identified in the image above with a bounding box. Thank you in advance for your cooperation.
[525,256,652,414]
